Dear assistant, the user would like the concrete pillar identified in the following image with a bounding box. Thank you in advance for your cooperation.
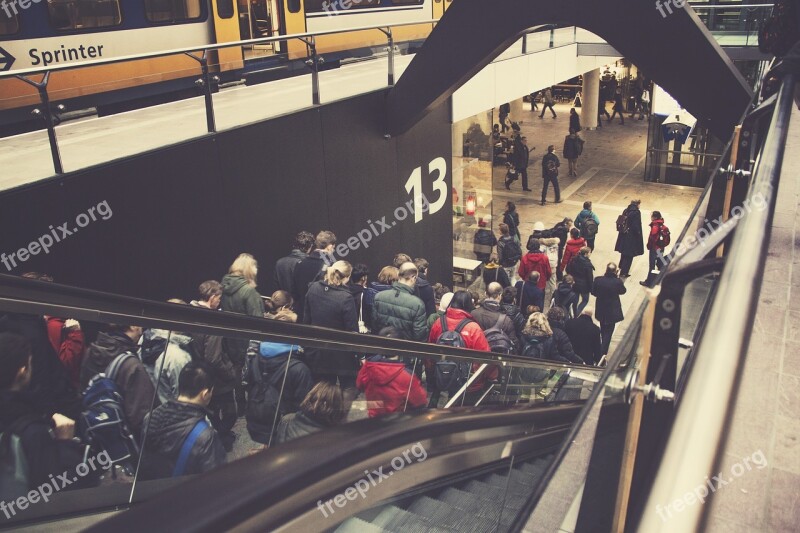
[582,68,600,130]
[510,98,525,123]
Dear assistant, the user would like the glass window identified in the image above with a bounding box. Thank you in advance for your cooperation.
[47,0,122,31]
[304,0,380,14]
[217,0,234,18]
[144,0,202,23]
[1,10,19,35]
[287,0,299,13]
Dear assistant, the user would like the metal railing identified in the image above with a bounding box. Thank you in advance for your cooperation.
[638,71,794,532]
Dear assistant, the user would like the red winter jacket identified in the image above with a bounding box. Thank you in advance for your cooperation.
[647,219,666,251]
[560,237,587,272]
[517,252,552,290]
[427,308,498,392]
[46,317,84,389]
[357,360,427,418]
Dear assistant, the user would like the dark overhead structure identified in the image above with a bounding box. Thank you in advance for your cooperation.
[386,0,753,140]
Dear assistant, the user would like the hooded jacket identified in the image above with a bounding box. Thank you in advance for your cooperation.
[561,237,587,272]
[356,358,427,417]
[221,274,265,367]
[471,299,520,353]
[427,308,498,393]
[647,218,667,251]
[482,262,511,289]
[553,281,579,317]
[517,252,552,289]
[614,204,644,257]
[81,331,156,435]
[372,282,428,342]
[140,400,225,479]
[274,249,307,293]
[575,209,600,239]
[152,330,195,405]
[45,317,84,390]
[189,303,237,394]
[566,254,595,294]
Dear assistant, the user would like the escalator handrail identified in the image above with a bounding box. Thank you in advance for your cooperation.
[85,403,584,533]
[637,72,795,533]
[0,272,596,372]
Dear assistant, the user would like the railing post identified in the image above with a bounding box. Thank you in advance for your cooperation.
[300,37,322,106]
[377,27,395,86]
[17,73,63,175]
[185,51,217,133]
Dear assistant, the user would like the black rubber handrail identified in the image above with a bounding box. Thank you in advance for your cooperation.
[0,273,596,371]
[85,403,584,533]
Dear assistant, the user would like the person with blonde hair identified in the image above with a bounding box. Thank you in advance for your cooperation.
[302,260,359,393]
[221,253,265,415]
[520,312,560,363]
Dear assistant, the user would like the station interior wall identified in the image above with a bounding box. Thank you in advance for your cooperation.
[0,91,454,301]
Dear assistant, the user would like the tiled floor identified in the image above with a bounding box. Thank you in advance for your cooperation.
[493,101,703,355]
[705,105,800,532]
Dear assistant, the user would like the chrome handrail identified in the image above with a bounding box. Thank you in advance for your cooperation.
[637,71,794,532]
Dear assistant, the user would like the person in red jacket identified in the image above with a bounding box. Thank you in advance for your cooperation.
[642,211,669,286]
[427,291,498,406]
[21,273,85,390]
[517,239,552,290]
[559,227,587,275]
[357,327,427,417]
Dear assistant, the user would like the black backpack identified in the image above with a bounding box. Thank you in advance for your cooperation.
[545,158,559,178]
[434,317,474,393]
[499,237,522,267]
[522,337,554,360]
[483,314,514,355]
[581,216,599,238]
[79,352,141,475]
[616,211,630,234]
[244,352,300,444]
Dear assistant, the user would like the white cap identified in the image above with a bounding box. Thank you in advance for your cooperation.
[533,221,545,232]
[439,292,454,312]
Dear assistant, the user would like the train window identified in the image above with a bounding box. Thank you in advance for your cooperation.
[145,0,202,23]
[287,0,299,13]
[0,11,19,35]
[304,0,381,13]
[217,0,234,18]
[47,0,122,30]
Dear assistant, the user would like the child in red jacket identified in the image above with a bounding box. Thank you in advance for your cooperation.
[357,328,427,418]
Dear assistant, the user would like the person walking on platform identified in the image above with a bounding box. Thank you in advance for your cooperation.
[610,88,625,125]
[569,108,582,133]
[529,92,539,112]
[575,201,600,250]
[499,102,511,132]
[566,246,594,315]
[641,211,670,287]
[592,263,627,356]
[497,223,523,284]
[563,128,584,178]
[473,217,497,262]
[598,86,611,127]
[541,146,562,205]
[615,199,644,278]
[539,88,557,119]
[512,135,532,191]
[503,202,522,243]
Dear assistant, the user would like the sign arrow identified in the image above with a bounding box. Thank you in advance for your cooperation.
[0,46,16,72]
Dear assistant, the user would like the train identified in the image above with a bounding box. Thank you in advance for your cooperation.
[0,0,450,134]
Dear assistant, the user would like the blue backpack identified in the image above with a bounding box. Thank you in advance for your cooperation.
[78,352,140,475]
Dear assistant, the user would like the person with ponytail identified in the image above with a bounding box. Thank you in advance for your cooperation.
[302,261,360,395]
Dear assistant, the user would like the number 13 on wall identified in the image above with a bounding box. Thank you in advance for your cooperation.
[404,157,448,224]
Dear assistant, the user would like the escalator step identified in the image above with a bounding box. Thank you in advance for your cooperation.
[335,517,386,533]
[439,487,510,517]
[408,496,497,532]
[482,473,510,489]
[462,479,502,496]
[373,505,435,532]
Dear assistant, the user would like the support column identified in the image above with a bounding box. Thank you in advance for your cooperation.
[582,68,600,130]
[510,98,525,123]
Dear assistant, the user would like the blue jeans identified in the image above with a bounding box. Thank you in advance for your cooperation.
[576,292,590,314]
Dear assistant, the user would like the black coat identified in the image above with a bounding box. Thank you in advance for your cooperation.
[614,205,645,257]
[551,221,570,259]
[503,211,521,239]
[141,400,226,479]
[548,319,583,364]
[592,274,627,324]
[415,278,437,317]
[292,251,328,320]
[500,302,527,341]
[302,281,359,377]
[274,249,307,292]
[565,315,603,365]
[566,255,595,294]
[570,113,581,132]
[512,138,530,169]
[482,263,511,289]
